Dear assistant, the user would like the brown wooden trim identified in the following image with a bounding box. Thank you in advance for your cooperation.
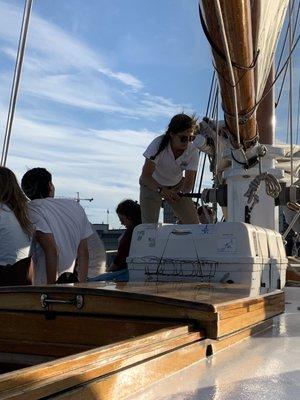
[0,312,181,348]
[51,341,205,400]
[208,318,273,354]
[214,290,284,311]
[0,329,203,399]
[0,313,275,400]
[0,326,203,393]
[218,303,284,337]
[0,292,216,320]
[50,320,274,400]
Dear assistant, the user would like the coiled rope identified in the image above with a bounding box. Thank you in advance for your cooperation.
[244,173,282,210]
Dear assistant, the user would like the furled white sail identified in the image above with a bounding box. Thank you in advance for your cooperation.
[254,0,289,101]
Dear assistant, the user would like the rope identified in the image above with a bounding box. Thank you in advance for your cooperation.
[198,3,259,71]
[244,172,282,213]
[214,0,240,147]
[283,202,300,239]
[199,0,300,131]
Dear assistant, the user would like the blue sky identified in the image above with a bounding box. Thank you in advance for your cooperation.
[0,0,299,227]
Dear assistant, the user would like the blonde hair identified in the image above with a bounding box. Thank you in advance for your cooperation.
[0,167,32,236]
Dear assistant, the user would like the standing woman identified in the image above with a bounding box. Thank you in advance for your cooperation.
[140,113,199,224]
[0,167,32,285]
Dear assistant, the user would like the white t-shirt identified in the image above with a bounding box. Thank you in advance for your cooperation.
[143,135,199,186]
[0,203,31,266]
[28,198,93,284]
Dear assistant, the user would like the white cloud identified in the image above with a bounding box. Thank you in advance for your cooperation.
[0,0,199,227]
[0,1,142,89]
[0,0,189,120]
[4,110,155,225]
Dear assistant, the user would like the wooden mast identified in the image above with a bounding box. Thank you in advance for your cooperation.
[256,66,275,145]
[200,0,257,148]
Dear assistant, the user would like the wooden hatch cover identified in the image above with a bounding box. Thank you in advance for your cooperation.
[0,282,284,399]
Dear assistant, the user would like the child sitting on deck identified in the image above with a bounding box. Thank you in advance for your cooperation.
[89,199,141,282]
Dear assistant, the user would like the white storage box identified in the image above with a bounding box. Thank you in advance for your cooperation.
[127,222,287,296]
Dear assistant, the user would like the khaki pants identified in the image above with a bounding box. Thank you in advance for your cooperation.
[140,183,199,224]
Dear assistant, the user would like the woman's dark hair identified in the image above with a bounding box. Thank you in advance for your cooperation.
[116,199,141,225]
[150,113,197,160]
[0,167,32,235]
[21,168,52,200]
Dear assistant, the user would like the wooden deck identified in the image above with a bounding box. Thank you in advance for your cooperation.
[0,283,285,399]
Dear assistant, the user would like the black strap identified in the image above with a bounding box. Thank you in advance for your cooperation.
[198,4,259,71]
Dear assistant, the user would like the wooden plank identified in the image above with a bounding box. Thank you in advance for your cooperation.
[218,302,284,337]
[219,296,285,320]
[0,325,202,395]
[0,282,254,312]
[208,318,273,355]
[0,314,277,400]
[0,285,283,322]
[0,292,216,322]
[40,320,274,400]
[0,291,284,346]
[51,340,205,400]
[0,312,179,349]
[215,291,284,312]
[0,329,203,400]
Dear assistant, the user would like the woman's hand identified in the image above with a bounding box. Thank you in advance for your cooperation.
[161,188,180,202]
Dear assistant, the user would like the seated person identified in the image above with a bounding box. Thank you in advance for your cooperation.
[197,205,215,224]
[89,199,141,282]
[21,168,93,284]
[0,167,33,286]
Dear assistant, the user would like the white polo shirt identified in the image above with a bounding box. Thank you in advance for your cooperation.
[143,135,199,186]
[28,198,93,284]
[0,203,31,266]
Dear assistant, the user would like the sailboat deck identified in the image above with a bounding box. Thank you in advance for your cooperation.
[0,283,286,399]
[130,287,300,400]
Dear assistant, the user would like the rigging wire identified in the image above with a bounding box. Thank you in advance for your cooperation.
[0,0,33,167]
[214,87,219,182]
[197,84,219,205]
[196,75,219,206]
[193,71,216,194]
[275,0,296,77]
[212,86,220,222]
[243,32,300,120]
[289,1,294,185]
[194,71,216,201]
[205,70,216,117]
[286,98,291,144]
[276,0,300,107]
[296,81,300,144]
